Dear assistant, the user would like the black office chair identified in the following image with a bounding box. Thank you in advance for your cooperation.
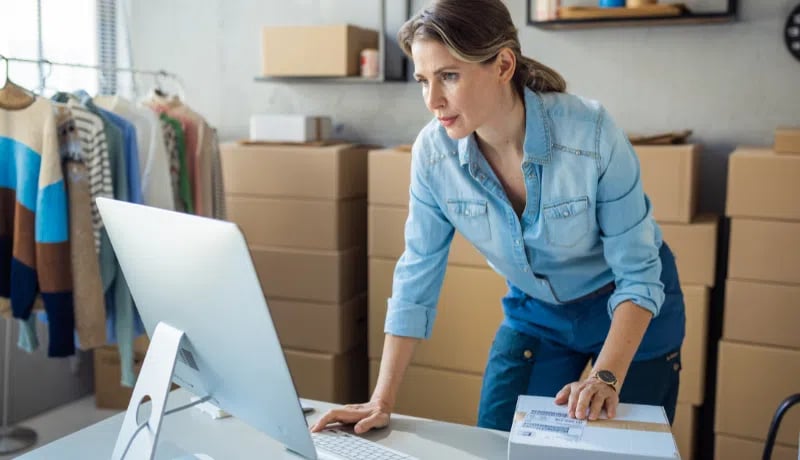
[762,393,800,460]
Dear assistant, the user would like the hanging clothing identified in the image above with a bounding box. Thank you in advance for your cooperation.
[209,128,225,219]
[146,95,213,216]
[64,160,108,349]
[160,114,193,214]
[0,97,75,357]
[95,96,174,210]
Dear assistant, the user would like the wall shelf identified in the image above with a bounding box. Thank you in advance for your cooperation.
[255,0,411,84]
[527,0,737,30]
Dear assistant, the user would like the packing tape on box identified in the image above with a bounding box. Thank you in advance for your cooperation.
[513,411,671,433]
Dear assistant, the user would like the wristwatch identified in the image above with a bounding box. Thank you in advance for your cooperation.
[590,369,619,392]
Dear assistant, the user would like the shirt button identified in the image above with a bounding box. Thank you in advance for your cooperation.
[523,350,533,359]
[562,210,570,217]
[515,239,521,246]
[465,210,471,216]
[523,267,529,272]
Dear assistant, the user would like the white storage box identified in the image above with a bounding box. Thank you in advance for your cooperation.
[249,114,332,143]
[508,396,680,460]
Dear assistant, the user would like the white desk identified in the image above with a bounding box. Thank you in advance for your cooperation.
[18,389,510,459]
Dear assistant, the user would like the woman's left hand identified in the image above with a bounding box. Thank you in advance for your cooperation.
[554,378,619,421]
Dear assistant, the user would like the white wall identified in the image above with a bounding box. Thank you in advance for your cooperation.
[127,0,800,213]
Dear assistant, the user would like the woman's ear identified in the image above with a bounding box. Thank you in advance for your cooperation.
[496,48,516,83]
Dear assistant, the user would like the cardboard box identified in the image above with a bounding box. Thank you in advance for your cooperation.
[672,403,696,460]
[715,341,800,445]
[715,435,797,460]
[252,246,365,303]
[369,359,483,425]
[726,148,800,220]
[678,285,709,406]
[249,114,332,143]
[728,219,800,284]
[508,395,679,459]
[284,346,367,404]
[660,215,718,287]
[368,205,488,267]
[262,24,378,77]
[635,144,700,223]
[368,148,412,206]
[221,143,367,200]
[368,257,506,373]
[269,294,366,354]
[723,279,800,349]
[775,127,800,154]
[94,346,144,410]
[227,196,365,251]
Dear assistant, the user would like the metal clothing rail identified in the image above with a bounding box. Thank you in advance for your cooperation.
[0,54,180,79]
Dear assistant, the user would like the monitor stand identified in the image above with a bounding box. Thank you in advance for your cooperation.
[111,322,215,460]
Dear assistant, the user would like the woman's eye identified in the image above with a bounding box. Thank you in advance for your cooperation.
[441,72,458,82]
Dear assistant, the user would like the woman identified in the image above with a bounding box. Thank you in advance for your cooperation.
[312,0,684,434]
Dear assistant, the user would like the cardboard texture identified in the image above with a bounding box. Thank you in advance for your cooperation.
[678,285,709,406]
[660,215,718,287]
[715,435,797,460]
[726,148,800,220]
[728,219,800,284]
[284,346,367,404]
[94,346,144,410]
[715,341,800,445]
[508,395,679,460]
[368,148,412,206]
[262,24,378,77]
[368,205,488,267]
[723,279,800,349]
[775,127,800,154]
[251,246,366,303]
[220,143,367,199]
[635,144,699,223]
[269,294,366,354]
[368,258,506,373]
[672,403,696,460]
[368,359,483,426]
[226,196,365,250]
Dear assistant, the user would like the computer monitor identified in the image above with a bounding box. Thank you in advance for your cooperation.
[96,197,318,459]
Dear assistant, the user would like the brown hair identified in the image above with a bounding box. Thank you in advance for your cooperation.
[398,0,566,96]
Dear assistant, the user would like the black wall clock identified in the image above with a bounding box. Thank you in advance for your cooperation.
[787,3,800,61]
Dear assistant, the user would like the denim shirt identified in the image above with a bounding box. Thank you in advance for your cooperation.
[385,88,664,340]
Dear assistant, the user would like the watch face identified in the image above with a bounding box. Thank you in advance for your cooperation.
[597,370,616,383]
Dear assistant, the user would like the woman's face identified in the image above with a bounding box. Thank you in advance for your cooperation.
[411,39,501,140]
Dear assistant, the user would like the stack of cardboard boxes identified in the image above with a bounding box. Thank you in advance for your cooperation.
[221,142,369,404]
[633,144,718,460]
[715,128,800,460]
[367,146,506,425]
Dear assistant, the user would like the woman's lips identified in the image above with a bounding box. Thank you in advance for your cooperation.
[438,116,458,127]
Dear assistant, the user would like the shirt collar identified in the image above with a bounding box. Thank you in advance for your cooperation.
[458,87,552,167]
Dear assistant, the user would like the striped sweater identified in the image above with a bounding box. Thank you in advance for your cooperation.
[0,97,75,357]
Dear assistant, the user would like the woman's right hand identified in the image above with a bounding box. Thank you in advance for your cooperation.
[309,399,392,434]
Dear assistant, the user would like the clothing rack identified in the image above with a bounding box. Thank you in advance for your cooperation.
[0,55,184,454]
[0,54,185,98]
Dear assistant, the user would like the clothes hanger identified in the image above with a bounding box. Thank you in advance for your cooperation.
[0,54,37,110]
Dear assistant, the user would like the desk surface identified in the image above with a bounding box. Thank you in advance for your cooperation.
[18,389,510,459]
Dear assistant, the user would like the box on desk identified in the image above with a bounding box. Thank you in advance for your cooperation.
[509,396,679,459]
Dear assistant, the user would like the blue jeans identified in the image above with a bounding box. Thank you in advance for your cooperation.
[477,243,685,431]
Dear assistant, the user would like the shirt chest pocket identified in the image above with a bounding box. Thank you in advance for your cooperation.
[543,196,590,248]
[447,199,492,242]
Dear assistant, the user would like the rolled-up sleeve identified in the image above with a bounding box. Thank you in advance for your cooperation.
[384,138,454,339]
[595,107,664,318]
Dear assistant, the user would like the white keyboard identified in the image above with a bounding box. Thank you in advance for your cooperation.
[312,428,418,460]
